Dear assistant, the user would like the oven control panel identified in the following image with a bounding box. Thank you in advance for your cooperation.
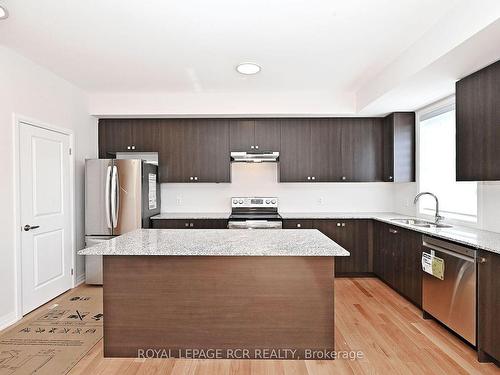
[231,197,278,208]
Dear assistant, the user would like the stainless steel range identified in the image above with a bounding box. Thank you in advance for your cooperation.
[228,197,282,229]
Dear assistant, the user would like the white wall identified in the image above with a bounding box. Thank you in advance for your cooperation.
[161,163,395,213]
[0,46,97,328]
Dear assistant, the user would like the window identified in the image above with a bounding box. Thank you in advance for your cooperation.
[418,101,477,222]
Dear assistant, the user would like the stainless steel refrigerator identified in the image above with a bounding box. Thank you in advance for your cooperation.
[84,159,160,284]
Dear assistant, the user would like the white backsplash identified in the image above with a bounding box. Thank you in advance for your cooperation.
[161,163,395,213]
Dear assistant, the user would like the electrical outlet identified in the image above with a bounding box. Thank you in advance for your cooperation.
[176,196,183,205]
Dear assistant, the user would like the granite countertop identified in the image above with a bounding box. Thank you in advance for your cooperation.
[78,229,350,257]
[151,212,230,219]
[281,212,500,255]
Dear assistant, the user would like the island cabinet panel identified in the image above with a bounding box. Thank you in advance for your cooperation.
[456,59,500,181]
[312,220,372,275]
[151,219,228,229]
[230,119,281,152]
[478,250,500,363]
[373,221,422,307]
[382,112,415,182]
[103,255,335,358]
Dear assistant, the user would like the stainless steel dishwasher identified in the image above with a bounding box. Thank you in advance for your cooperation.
[422,236,477,345]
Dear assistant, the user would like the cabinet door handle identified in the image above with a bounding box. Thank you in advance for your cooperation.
[250,145,255,149]
[342,176,347,181]
[307,176,311,180]
[131,145,136,150]
[341,223,345,227]
[297,223,301,228]
[337,223,341,227]
[389,176,393,180]
[189,177,193,181]
[478,257,487,264]
[185,223,189,227]
[311,176,316,180]
[194,176,198,181]
[190,223,194,227]
[127,146,131,150]
[255,145,259,149]
[389,228,398,234]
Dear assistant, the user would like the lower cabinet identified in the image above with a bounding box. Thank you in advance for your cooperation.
[373,221,422,307]
[283,219,372,275]
[151,219,228,229]
[478,250,500,363]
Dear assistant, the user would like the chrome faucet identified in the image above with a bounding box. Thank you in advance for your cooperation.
[414,192,444,224]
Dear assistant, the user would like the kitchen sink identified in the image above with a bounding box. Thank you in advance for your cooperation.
[390,218,452,228]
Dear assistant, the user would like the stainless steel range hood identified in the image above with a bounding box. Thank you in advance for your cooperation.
[230,151,279,163]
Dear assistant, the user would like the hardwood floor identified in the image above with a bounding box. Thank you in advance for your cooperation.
[9,278,500,374]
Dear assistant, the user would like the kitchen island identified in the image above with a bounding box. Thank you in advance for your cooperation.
[78,229,349,359]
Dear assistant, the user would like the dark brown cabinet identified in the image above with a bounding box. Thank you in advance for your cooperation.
[151,219,228,229]
[279,118,383,182]
[313,220,372,275]
[373,221,422,307]
[382,112,415,182]
[341,118,384,182]
[99,119,230,183]
[478,250,500,363]
[229,119,280,152]
[282,219,314,229]
[456,59,500,181]
[99,119,161,157]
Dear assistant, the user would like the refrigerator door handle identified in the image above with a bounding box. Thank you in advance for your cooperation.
[105,166,112,229]
[111,165,120,228]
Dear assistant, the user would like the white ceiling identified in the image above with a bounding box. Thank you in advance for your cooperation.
[1,0,499,116]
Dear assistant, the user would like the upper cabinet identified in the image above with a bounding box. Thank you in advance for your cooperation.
[99,119,230,183]
[98,119,161,156]
[99,116,414,184]
[456,60,500,181]
[279,118,383,182]
[229,119,281,152]
[382,112,415,182]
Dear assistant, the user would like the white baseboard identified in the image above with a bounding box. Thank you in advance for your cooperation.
[75,273,86,287]
[0,311,20,331]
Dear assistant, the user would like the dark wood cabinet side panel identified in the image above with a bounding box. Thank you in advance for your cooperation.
[478,250,500,362]
[456,60,500,181]
[393,112,415,182]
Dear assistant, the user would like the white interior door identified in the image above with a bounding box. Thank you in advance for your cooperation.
[19,122,72,314]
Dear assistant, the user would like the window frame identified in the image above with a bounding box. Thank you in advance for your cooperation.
[416,95,481,227]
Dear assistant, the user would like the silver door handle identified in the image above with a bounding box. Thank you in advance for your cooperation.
[24,225,40,231]
[105,166,112,229]
[111,165,119,228]
[389,228,398,234]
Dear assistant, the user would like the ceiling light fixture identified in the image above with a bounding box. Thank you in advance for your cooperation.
[0,5,8,19]
[236,63,261,75]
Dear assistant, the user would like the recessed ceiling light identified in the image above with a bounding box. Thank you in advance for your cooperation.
[236,63,261,75]
[0,6,8,20]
